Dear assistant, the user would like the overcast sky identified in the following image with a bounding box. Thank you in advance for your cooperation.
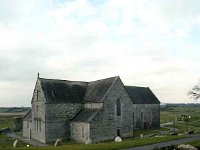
[0,0,200,106]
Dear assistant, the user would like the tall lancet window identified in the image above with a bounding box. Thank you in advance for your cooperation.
[117,98,121,116]
[36,90,39,101]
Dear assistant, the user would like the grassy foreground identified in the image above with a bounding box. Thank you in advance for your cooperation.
[0,135,186,150]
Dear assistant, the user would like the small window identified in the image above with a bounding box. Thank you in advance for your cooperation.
[27,122,29,128]
[36,119,38,131]
[36,90,39,101]
[39,118,41,132]
[34,119,36,131]
[133,112,135,126]
[116,98,121,116]
[82,127,84,138]
[36,106,38,112]
[141,112,143,120]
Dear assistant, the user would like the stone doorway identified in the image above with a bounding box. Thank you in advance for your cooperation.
[117,129,121,137]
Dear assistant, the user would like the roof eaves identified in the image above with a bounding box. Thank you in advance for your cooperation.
[147,87,160,104]
[40,78,48,103]
[23,109,32,120]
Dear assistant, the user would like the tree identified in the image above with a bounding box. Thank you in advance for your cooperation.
[188,84,200,100]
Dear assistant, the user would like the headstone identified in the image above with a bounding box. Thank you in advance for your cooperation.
[140,134,144,139]
[186,144,197,150]
[86,139,91,144]
[178,144,197,150]
[13,140,18,148]
[54,139,62,147]
[115,136,122,142]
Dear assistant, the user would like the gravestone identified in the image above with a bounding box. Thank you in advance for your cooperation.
[13,140,18,148]
[140,134,144,139]
[54,139,62,147]
[178,144,197,150]
[115,136,122,142]
[86,139,91,144]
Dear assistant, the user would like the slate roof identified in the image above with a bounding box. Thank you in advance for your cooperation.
[23,109,32,121]
[83,76,118,103]
[40,78,88,103]
[125,86,160,104]
[71,108,100,123]
[36,76,160,104]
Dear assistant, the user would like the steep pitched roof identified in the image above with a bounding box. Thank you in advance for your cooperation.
[125,86,160,104]
[83,76,118,103]
[40,78,88,103]
[23,109,32,121]
[71,108,100,123]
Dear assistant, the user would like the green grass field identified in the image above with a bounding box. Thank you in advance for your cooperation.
[0,135,186,150]
[160,106,200,124]
[160,106,200,135]
[0,112,26,129]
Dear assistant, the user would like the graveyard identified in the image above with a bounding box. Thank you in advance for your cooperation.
[0,105,200,149]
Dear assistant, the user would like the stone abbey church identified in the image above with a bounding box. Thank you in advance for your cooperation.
[23,75,160,144]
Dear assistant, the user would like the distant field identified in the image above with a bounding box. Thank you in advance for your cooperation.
[160,106,200,124]
[0,112,26,117]
[0,107,30,113]
[160,106,200,136]
[0,108,28,129]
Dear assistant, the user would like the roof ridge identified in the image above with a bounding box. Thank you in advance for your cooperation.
[39,78,89,83]
[89,76,119,83]
[125,85,149,88]
[101,76,119,102]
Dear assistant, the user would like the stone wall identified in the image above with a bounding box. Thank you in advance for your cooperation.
[89,77,160,142]
[22,79,46,143]
[90,77,134,142]
[70,122,90,143]
[30,79,46,143]
[133,104,160,129]
[45,103,83,143]
[13,117,23,132]
[23,121,31,138]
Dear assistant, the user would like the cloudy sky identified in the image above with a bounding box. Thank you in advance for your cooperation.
[0,0,200,106]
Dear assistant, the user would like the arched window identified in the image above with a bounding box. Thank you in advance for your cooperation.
[116,98,121,116]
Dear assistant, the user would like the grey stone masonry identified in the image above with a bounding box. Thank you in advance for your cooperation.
[23,75,160,144]
[45,103,83,143]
